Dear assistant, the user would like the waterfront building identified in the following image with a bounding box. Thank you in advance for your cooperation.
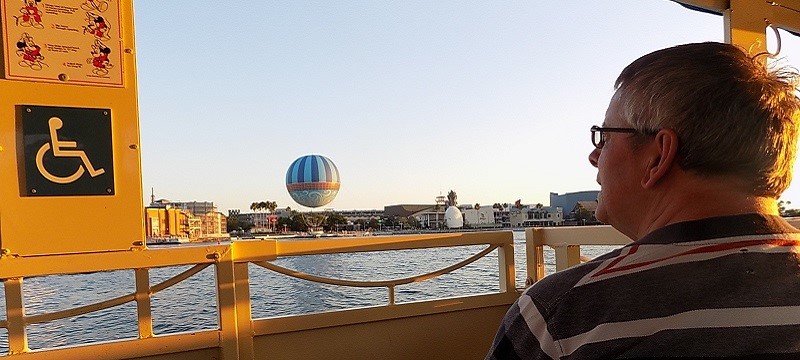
[228,210,278,233]
[250,212,273,233]
[199,212,228,239]
[221,191,598,232]
[275,208,293,218]
[150,199,228,240]
[569,200,600,225]
[385,204,446,229]
[494,208,511,228]
[549,191,600,217]
[168,201,228,239]
[384,205,431,218]
[417,210,446,229]
[168,201,217,216]
[509,205,563,227]
[336,209,384,222]
[144,207,190,239]
[462,207,497,228]
[188,216,202,239]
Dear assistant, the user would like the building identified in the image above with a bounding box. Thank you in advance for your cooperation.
[200,211,227,239]
[509,205,563,227]
[462,207,497,228]
[384,205,430,218]
[168,201,217,217]
[239,212,272,233]
[494,208,511,228]
[144,207,190,240]
[384,199,448,229]
[570,200,600,225]
[549,191,599,217]
[150,199,227,240]
[275,208,293,218]
[188,216,202,239]
[336,209,384,222]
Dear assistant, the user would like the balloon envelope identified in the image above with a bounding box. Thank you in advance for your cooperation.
[285,155,340,208]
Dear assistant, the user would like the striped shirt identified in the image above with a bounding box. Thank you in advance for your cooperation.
[485,214,800,359]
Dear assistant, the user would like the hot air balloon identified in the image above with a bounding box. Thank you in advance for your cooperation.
[285,155,340,208]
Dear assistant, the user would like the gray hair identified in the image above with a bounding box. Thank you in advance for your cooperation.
[614,42,800,197]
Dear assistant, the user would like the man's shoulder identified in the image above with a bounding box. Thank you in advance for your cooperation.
[523,255,613,313]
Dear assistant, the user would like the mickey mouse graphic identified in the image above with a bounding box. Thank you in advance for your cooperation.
[87,39,113,76]
[15,0,44,29]
[81,0,108,12]
[83,12,111,40]
[15,33,46,70]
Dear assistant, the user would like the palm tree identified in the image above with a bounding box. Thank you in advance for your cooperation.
[266,201,278,213]
[779,200,791,215]
[266,201,278,231]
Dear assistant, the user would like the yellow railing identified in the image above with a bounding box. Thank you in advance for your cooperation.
[0,231,518,360]
[17,220,794,358]
[22,221,777,358]
[523,219,800,284]
[524,225,632,283]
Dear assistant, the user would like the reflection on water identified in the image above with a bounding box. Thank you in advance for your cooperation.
[150,266,219,334]
[0,232,620,352]
[251,245,503,318]
[22,272,139,349]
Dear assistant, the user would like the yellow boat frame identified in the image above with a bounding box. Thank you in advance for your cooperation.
[0,1,798,359]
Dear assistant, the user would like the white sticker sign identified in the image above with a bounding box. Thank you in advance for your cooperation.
[2,0,122,87]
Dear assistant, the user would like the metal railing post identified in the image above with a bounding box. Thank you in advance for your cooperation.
[554,245,581,272]
[525,228,546,283]
[134,268,154,338]
[234,262,254,359]
[4,277,28,354]
[215,252,254,360]
[497,237,516,293]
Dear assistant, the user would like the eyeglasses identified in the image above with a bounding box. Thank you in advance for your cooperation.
[590,125,647,149]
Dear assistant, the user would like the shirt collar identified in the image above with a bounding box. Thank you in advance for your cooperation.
[635,213,798,245]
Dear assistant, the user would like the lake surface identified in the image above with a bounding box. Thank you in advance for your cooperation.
[0,231,621,353]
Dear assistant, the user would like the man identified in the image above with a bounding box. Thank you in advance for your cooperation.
[486,42,800,359]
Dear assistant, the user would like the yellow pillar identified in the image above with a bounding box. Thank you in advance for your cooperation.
[135,268,154,338]
[554,245,581,272]
[4,278,28,354]
[526,228,546,283]
[497,236,516,293]
[215,255,254,360]
[725,0,768,56]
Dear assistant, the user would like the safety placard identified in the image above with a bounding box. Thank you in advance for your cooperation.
[1,0,122,86]
[22,105,114,196]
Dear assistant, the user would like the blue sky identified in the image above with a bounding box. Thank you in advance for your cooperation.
[133,1,800,212]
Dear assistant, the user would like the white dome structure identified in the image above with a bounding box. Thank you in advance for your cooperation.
[444,206,464,228]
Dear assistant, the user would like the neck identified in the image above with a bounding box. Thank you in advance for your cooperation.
[628,176,779,240]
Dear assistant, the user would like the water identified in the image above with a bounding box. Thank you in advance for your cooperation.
[0,232,620,353]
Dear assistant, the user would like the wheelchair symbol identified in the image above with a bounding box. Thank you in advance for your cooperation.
[35,117,105,184]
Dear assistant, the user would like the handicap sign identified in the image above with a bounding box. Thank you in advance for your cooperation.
[22,105,114,196]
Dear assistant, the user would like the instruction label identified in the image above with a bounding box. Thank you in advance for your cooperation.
[1,0,122,86]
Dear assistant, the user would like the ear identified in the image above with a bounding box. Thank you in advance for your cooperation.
[641,129,679,188]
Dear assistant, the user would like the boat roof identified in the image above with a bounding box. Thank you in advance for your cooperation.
[673,0,800,37]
